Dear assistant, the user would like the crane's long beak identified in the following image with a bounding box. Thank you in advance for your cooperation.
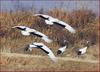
[12,26,18,28]
[34,14,40,16]
[34,14,38,16]
[12,27,15,28]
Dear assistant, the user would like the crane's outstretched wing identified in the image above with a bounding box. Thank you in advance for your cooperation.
[54,21,76,33]
[33,43,57,62]
[31,31,52,43]
[47,52,57,63]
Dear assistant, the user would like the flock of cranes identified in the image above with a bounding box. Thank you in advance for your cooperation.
[12,14,90,62]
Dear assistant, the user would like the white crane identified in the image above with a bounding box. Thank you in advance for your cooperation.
[57,40,68,55]
[77,41,90,55]
[25,42,57,62]
[34,14,76,33]
[12,26,52,43]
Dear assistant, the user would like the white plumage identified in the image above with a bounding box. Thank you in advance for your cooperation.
[12,26,31,35]
[78,47,88,55]
[57,46,67,55]
[25,42,57,62]
[34,14,76,33]
[57,40,68,55]
[77,41,90,55]
[12,26,52,43]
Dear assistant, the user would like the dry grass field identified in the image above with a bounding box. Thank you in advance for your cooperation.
[0,8,99,71]
[0,52,99,71]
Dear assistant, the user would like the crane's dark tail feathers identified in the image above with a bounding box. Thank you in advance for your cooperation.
[57,50,62,55]
[77,51,81,55]
[24,45,29,51]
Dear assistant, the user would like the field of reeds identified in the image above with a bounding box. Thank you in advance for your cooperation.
[0,8,99,71]
[0,52,99,71]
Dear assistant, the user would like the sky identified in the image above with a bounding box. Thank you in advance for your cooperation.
[0,0,99,15]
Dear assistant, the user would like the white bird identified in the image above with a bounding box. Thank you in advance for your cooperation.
[77,47,88,55]
[57,40,68,55]
[77,41,90,55]
[12,26,52,43]
[57,46,67,55]
[34,14,76,33]
[25,42,57,62]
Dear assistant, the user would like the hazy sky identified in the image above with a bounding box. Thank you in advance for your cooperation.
[0,0,99,14]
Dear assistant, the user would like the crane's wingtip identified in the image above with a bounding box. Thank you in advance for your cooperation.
[68,28,76,33]
[52,58,57,63]
[42,37,53,43]
[46,39,53,43]
[65,26,76,33]
[71,30,76,33]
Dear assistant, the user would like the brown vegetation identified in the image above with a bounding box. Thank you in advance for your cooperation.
[0,8,99,71]
[0,53,99,71]
[0,8,98,53]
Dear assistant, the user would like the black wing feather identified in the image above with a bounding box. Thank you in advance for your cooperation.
[30,32,43,38]
[36,45,49,54]
[17,27,26,31]
[39,15,49,20]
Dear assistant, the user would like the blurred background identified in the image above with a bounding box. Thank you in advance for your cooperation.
[1,0,99,15]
